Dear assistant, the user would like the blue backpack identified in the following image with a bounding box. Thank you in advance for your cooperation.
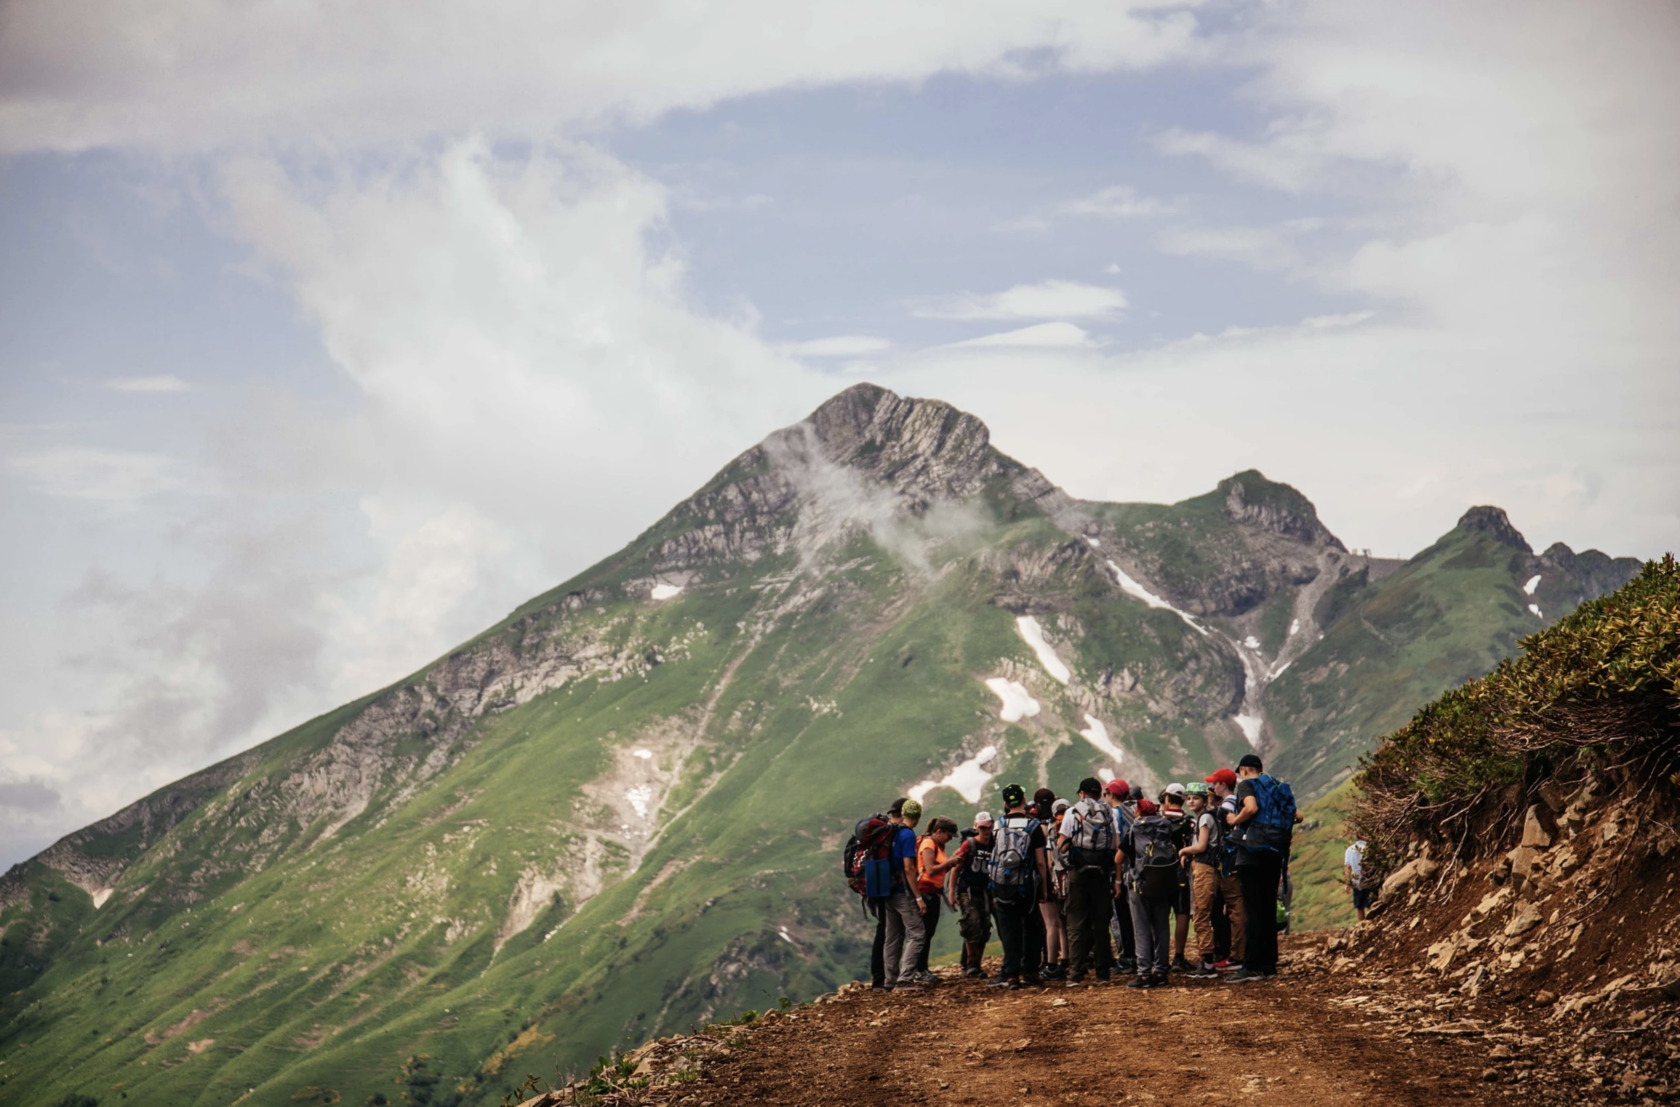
[1239,774,1297,854]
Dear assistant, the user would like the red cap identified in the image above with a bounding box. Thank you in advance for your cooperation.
[1205,768,1237,788]
[1104,778,1129,798]
[1136,798,1159,816]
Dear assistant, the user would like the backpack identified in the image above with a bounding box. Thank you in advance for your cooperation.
[1216,797,1241,876]
[1237,775,1297,854]
[843,814,896,900]
[1129,814,1185,899]
[1066,799,1117,868]
[986,815,1041,901]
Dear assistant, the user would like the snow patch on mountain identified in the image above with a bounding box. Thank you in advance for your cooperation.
[1015,616,1071,684]
[1523,574,1542,596]
[1529,603,1544,618]
[984,678,1040,722]
[1076,714,1125,767]
[909,744,1000,804]
[1104,560,1209,637]
[651,583,683,600]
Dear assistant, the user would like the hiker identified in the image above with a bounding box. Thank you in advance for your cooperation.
[1031,788,1067,981]
[1204,768,1246,969]
[1121,797,1184,987]
[867,798,908,990]
[1103,779,1137,972]
[1057,777,1117,984]
[987,783,1050,989]
[950,812,995,977]
[1160,784,1194,972]
[913,817,962,976]
[1225,754,1299,982]
[1345,837,1374,921]
[1178,783,1226,976]
[882,798,929,990]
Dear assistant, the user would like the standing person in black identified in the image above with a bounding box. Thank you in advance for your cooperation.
[1226,754,1296,982]
[1102,779,1136,971]
[870,797,907,990]
[1057,777,1118,984]
[987,784,1050,989]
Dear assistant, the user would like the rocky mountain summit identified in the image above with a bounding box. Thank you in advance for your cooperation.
[0,384,1647,1107]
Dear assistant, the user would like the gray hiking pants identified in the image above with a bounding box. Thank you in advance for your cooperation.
[1128,889,1172,977]
[881,889,926,986]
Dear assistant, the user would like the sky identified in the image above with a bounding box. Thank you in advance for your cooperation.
[1,0,1677,867]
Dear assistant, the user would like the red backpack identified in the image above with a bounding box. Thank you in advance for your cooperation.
[843,814,897,901]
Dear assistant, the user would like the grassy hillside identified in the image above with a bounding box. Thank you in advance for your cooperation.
[0,386,1640,1106]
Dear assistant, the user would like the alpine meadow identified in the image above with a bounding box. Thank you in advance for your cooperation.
[0,384,1645,1106]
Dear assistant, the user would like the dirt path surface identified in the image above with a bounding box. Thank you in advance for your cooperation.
[519,937,1509,1107]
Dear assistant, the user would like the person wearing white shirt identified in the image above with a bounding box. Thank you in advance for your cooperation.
[1344,838,1373,920]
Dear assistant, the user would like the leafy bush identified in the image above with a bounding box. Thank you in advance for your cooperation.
[1352,555,1680,862]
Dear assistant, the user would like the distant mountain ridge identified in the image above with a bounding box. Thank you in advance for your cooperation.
[0,383,1643,1107]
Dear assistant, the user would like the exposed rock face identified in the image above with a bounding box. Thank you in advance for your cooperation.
[1456,506,1533,552]
[1219,470,1345,552]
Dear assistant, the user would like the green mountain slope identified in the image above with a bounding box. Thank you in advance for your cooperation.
[0,384,1641,1107]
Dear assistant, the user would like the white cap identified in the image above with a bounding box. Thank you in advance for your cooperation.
[1164,782,1187,798]
[1052,798,1070,814]
[974,811,994,827]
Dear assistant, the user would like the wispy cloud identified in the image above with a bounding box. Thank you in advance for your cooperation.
[942,321,1096,349]
[3,445,197,505]
[106,374,191,392]
[1064,185,1171,219]
[783,335,893,358]
[912,280,1127,320]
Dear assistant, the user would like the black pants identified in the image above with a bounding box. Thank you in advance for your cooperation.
[870,904,887,987]
[1028,897,1047,975]
[1112,888,1134,962]
[1065,867,1114,977]
[992,892,1038,980]
[915,892,942,973]
[1238,851,1284,975]
[1211,886,1231,961]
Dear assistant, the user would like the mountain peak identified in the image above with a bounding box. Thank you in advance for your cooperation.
[779,383,1005,502]
[1217,469,1344,550]
[1456,505,1532,553]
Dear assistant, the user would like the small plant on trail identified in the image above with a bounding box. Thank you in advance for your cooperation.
[498,1073,547,1107]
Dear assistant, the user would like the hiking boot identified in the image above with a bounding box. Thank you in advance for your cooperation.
[1042,963,1067,980]
[870,983,888,992]
[1117,956,1137,973]
[1021,974,1045,987]
[1149,973,1170,988]
[1095,971,1112,983]
[987,975,1016,989]
[912,971,939,985]
[1126,975,1151,989]
[1226,968,1268,983]
[1171,956,1192,972]
[963,967,985,979]
[1064,974,1087,987]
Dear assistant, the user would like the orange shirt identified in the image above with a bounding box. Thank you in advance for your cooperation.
[917,836,948,894]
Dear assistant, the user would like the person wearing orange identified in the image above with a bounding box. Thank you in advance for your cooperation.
[912,817,962,981]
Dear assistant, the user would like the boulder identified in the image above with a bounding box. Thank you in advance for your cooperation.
[1505,844,1542,880]
[1503,901,1544,938]
[1382,855,1440,898]
[1520,804,1555,849]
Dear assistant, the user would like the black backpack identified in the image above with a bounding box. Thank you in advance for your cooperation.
[1130,815,1183,899]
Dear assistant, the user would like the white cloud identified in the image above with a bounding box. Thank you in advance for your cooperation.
[1064,185,1171,219]
[106,374,191,392]
[1156,218,1326,274]
[943,322,1096,349]
[913,280,1128,320]
[3,445,198,505]
[784,335,894,358]
[0,2,1203,153]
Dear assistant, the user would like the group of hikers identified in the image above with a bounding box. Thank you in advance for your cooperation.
[846,753,1304,991]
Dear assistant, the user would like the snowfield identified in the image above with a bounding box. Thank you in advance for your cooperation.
[909,744,1001,804]
[1524,574,1542,596]
[1015,616,1071,684]
[650,583,683,600]
[1076,714,1126,767]
[984,678,1040,722]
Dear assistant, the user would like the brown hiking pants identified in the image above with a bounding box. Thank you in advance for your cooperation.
[1191,863,1245,964]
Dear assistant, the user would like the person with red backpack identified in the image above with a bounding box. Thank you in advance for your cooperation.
[847,798,907,991]
[1225,754,1299,983]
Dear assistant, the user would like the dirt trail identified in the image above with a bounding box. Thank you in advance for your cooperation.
[523,938,1493,1107]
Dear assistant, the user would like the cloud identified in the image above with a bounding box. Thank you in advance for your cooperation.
[107,374,190,392]
[2,445,199,505]
[783,335,894,358]
[943,322,1096,349]
[912,280,1128,320]
[1156,218,1327,274]
[1064,185,1171,219]
[0,778,61,813]
[0,2,1203,153]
